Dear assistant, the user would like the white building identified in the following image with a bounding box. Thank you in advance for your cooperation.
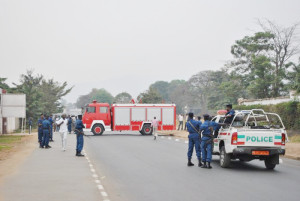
[0,89,26,134]
[238,91,299,106]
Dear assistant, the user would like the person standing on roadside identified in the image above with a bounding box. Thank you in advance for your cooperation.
[75,115,85,157]
[184,113,189,130]
[186,112,202,167]
[38,114,44,148]
[151,116,159,140]
[28,117,32,134]
[67,115,72,134]
[49,115,54,142]
[56,114,68,151]
[177,114,183,130]
[41,115,51,149]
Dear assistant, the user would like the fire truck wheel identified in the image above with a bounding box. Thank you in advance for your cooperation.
[92,124,104,135]
[141,125,153,135]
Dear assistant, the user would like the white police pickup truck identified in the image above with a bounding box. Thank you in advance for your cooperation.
[212,109,287,170]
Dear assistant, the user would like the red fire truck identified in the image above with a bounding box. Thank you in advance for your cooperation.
[82,101,176,135]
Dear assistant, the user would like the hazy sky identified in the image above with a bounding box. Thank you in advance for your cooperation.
[1,0,300,103]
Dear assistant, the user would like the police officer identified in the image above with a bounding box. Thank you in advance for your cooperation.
[200,114,223,169]
[67,115,72,134]
[38,114,44,148]
[224,104,235,124]
[41,115,51,149]
[75,115,85,157]
[186,112,202,167]
[49,115,54,141]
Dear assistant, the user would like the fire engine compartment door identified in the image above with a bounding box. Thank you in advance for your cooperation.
[147,108,161,121]
[162,108,174,125]
[115,107,130,125]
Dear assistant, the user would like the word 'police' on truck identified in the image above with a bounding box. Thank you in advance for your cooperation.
[82,101,176,135]
[212,109,287,170]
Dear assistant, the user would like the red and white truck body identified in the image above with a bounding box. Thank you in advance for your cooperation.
[82,101,176,135]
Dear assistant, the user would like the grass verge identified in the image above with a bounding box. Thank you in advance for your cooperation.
[0,136,23,152]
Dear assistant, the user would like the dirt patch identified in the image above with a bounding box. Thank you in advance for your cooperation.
[0,133,37,201]
[159,130,188,139]
[285,143,300,160]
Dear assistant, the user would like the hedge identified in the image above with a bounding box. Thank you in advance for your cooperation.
[235,101,300,130]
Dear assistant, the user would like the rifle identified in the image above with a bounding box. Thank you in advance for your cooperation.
[74,129,84,135]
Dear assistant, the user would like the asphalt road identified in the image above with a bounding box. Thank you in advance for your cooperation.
[84,132,300,201]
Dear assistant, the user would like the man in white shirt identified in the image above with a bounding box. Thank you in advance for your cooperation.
[56,114,68,151]
[151,117,159,140]
[178,114,184,130]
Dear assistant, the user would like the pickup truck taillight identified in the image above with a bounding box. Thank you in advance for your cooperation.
[281,133,286,146]
[231,132,238,145]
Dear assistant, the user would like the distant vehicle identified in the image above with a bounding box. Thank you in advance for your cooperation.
[212,109,287,170]
[82,101,176,135]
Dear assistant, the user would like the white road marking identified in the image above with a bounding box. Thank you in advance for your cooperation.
[185,140,188,143]
[161,136,165,139]
[175,139,180,142]
[168,137,172,140]
[85,149,110,200]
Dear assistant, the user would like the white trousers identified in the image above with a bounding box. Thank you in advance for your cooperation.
[153,127,158,137]
[60,132,68,150]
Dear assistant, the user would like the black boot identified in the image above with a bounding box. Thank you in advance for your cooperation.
[76,150,79,156]
[207,162,212,169]
[187,159,194,166]
[77,151,85,157]
[198,160,203,167]
[201,162,207,168]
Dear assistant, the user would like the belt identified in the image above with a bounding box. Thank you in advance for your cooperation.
[202,134,213,138]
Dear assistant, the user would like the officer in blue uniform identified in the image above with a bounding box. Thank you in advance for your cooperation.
[49,115,54,141]
[186,112,202,167]
[41,115,51,149]
[224,104,235,124]
[200,114,221,169]
[68,116,72,134]
[75,115,85,157]
[38,114,44,148]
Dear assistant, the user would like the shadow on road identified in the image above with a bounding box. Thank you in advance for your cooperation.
[210,159,281,173]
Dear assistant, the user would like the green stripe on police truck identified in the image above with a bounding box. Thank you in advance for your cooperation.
[275,136,282,139]
[246,136,273,142]
[238,135,245,138]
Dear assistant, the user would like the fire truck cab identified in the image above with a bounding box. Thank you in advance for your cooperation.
[82,101,176,135]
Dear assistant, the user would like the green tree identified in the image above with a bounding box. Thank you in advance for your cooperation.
[287,59,300,93]
[39,79,73,115]
[76,88,114,107]
[13,70,72,121]
[114,92,132,103]
[137,87,163,103]
[13,70,44,120]
[0,77,10,91]
[150,81,170,101]
[246,55,273,98]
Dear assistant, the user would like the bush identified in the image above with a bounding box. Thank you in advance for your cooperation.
[235,101,300,130]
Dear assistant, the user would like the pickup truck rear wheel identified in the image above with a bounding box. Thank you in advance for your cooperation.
[265,158,276,170]
[92,124,104,135]
[220,146,231,168]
